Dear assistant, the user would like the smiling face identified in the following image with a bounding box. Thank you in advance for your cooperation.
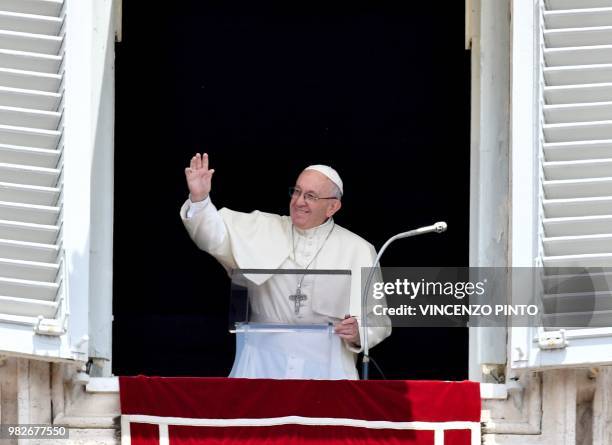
[290,170,342,230]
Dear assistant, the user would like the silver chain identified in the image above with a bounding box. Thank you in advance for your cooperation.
[291,220,336,291]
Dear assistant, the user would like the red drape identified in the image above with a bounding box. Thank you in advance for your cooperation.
[120,377,481,445]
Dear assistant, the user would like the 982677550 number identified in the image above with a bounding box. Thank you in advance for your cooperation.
[2,425,69,439]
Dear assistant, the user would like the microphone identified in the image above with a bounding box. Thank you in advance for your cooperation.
[361,221,448,380]
[395,222,448,238]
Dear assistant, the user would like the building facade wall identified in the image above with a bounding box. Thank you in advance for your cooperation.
[0,358,119,444]
[483,368,612,444]
[2,359,611,444]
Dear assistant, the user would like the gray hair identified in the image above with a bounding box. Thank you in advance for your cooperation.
[329,182,343,200]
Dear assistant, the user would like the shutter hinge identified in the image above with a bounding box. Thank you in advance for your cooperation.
[34,316,66,336]
[538,329,568,350]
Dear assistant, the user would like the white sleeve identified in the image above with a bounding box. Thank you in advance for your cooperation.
[181,196,228,252]
[186,195,210,219]
[344,243,391,354]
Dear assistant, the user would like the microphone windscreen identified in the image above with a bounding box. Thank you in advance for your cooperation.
[434,222,447,233]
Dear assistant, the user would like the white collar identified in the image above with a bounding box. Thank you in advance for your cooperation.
[293,218,333,238]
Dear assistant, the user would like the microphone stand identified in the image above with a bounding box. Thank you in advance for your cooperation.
[361,222,447,380]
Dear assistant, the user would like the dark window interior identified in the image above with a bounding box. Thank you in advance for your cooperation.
[113,1,470,379]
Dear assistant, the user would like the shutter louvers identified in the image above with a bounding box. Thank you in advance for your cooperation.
[0,0,64,334]
[541,0,612,269]
[538,0,612,340]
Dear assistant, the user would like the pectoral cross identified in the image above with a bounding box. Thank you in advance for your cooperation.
[289,288,308,315]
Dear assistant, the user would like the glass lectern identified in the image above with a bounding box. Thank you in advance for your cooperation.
[228,269,351,379]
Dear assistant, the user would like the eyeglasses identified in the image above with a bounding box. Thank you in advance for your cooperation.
[289,187,338,203]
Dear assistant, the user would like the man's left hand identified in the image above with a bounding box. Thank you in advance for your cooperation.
[334,316,360,346]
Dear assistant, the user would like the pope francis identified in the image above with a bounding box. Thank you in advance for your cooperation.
[180,153,391,379]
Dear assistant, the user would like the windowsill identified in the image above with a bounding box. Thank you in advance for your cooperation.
[87,377,508,400]
[86,377,119,393]
[479,383,507,399]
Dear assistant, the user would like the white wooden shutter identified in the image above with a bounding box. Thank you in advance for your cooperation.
[512,0,612,369]
[0,0,76,360]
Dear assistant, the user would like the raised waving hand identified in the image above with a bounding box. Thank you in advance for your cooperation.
[185,153,215,202]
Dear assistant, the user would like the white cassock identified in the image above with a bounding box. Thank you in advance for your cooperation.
[180,197,391,379]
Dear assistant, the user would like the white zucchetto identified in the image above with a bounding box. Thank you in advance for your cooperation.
[304,165,343,195]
